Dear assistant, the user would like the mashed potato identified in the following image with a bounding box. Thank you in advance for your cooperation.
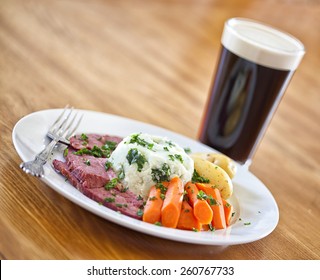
[110,133,194,198]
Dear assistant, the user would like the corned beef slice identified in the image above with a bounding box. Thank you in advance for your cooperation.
[53,159,143,219]
[70,134,123,150]
[52,160,84,192]
[52,138,143,220]
[83,187,143,219]
[65,150,115,189]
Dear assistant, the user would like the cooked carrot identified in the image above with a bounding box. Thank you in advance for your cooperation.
[196,183,226,230]
[161,177,184,228]
[177,201,201,231]
[222,199,233,226]
[143,182,169,224]
[143,186,163,224]
[185,182,213,224]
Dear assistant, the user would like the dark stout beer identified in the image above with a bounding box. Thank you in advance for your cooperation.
[199,47,293,163]
[199,18,305,165]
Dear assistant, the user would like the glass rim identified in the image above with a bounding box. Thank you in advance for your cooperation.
[222,18,305,70]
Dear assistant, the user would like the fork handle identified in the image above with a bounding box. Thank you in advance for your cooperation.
[35,139,59,164]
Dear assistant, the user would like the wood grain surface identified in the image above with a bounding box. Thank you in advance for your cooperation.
[0,0,319,260]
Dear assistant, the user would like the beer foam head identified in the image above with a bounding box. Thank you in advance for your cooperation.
[222,18,305,70]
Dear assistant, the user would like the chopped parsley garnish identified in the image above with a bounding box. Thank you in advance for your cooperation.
[74,141,117,158]
[191,169,210,183]
[183,147,192,154]
[174,154,183,163]
[155,183,168,194]
[104,141,117,151]
[128,133,154,150]
[73,148,90,156]
[151,163,171,183]
[117,165,125,180]
[105,161,112,171]
[104,197,115,203]
[83,159,91,166]
[194,190,218,206]
[74,145,112,158]
[80,133,88,141]
[63,148,69,157]
[105,178,118,190]
[137,209,144,217]
[208,224,215,232]
[168,154,184,163]
[126,148,147,172]
[196,190,208,200]
[165,140,175,147]
[207,195,218,206]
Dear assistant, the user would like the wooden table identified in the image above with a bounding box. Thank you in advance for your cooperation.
[1,0,319,260]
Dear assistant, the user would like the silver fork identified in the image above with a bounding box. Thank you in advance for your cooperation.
[20,106,83,177]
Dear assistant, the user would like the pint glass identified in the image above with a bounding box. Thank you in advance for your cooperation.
[199,18,305,165]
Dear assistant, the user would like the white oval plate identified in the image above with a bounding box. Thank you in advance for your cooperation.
[12,108,279,245]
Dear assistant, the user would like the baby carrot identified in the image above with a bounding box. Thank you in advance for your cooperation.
[222,199,233,226]
[143,182,169,224]
[143,185,164,224]
[196,183,226,230]
[185,182,213,225]
[161,177,184,228]
[177,200,201,231]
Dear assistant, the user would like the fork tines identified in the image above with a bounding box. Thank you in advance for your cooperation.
[19,106,83,177]
[49,105,83,143]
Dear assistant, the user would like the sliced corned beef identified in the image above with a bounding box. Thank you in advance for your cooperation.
[52,160,84,192]
[70,134,123,150]
[83,187,143,219]
[53,157,144,220]
[64,149,116,189]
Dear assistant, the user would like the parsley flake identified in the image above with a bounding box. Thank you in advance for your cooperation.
[136,209,144,217]
[151,163,171,183]
[105,178,118,190]
[126,148,147,172]
[192,169,210,183]
[128,133,154,150]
